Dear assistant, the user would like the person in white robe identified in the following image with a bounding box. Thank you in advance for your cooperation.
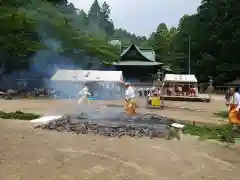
[125,83,135,101]
[77,84,91,105]
[124,83,136,114]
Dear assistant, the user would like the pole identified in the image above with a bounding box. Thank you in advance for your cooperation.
[188,36,191,75]
[208,76,213,102]
[161,67,164,108]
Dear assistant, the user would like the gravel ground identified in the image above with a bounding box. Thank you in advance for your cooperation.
[0,120,240,180]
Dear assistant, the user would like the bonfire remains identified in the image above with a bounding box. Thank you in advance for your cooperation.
[35,113,180,139]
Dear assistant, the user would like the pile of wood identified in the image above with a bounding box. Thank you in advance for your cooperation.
[35,114,181,139]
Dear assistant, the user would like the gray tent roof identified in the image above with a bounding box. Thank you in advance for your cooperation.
[51,70,123,82]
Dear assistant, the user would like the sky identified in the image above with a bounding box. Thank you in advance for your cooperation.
[68,0,202,36]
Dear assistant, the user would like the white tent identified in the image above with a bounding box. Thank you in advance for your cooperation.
[164,74,197,83]
[51,69,124,82]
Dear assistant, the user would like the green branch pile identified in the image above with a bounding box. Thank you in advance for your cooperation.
[183,123,240,143]
[0,111,40,120]
[213,111,228,118]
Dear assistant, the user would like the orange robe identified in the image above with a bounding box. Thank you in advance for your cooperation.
[125,99,136,115]
[228,93,240,124]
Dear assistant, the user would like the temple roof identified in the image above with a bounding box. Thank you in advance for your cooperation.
[226,79,240,86]
[120,44,156,62]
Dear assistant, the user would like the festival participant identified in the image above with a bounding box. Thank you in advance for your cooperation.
[167,87,173,96]
[77,84,91,105]
[148,87,157,96]
[124,82,136,115]
[175,85,183,96]
[227,87,240,124]
[190,86,197,97]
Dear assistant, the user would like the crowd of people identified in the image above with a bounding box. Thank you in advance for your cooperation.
[165,84,198,97]
[125,83,240,125]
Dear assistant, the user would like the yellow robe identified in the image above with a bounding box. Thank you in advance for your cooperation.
[124,86,137,115]
[125,99,137,115]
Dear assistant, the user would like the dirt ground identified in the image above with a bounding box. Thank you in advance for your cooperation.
[0,95,227,124]
[1,95,238,180]
[1,120,240,180]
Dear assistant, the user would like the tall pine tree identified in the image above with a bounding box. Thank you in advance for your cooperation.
[88,0,101,22]
[100,1,114,36]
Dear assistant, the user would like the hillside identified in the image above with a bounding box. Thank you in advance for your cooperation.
[1,0,240,84]
[0,0,119,75]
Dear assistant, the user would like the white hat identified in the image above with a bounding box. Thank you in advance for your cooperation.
[125,82,130,86]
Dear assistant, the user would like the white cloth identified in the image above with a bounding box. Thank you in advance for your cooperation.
[230,92,240,111]
[125,86,135,100]
[77,86,91,105]
[78,86,91,97]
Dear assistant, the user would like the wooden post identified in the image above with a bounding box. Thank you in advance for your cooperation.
[155,69,164,108]
[207,77,213,102]
[209,89,212,101]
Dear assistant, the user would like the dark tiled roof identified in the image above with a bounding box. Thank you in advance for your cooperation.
[227,79,240,85]
[113,61,162,66]
[120,44,156,62]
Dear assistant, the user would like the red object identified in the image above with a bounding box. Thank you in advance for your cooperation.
[189,88,196,96]
[167,88,173,96]
[175,86,182,96]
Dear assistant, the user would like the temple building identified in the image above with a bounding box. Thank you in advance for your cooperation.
[113,44,163,83]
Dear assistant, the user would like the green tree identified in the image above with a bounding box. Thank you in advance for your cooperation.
[168,0,240,84]
[0,6,41,72]
[169,15,198,73]
[112,28,148,47]
[88,0,101,22]
[101,1,110,21]
[197,0,240,84]
[149,23,170,62]
[0,0,120,73]
[100,1,114,36]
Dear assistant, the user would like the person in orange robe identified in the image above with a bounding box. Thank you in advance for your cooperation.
[124,83,136,115]
[227,87,240,124]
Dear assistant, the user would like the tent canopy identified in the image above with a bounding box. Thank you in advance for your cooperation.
[164,74,197,83]
[51,69,124,82]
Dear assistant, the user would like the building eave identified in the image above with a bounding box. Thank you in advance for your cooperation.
[113,61,163,66]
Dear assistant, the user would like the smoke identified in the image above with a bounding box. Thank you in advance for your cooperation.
[1,1,126,119]
[0,1,94,92]
[71,81,125,119]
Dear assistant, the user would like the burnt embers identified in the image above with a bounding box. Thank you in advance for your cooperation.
[35,113,178,139]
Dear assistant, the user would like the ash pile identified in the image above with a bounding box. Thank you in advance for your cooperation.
[35,112,181,139]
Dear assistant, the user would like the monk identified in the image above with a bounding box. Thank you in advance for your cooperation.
[227,87,240,124]
[124,83,136,115]
[77,84,91,105]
